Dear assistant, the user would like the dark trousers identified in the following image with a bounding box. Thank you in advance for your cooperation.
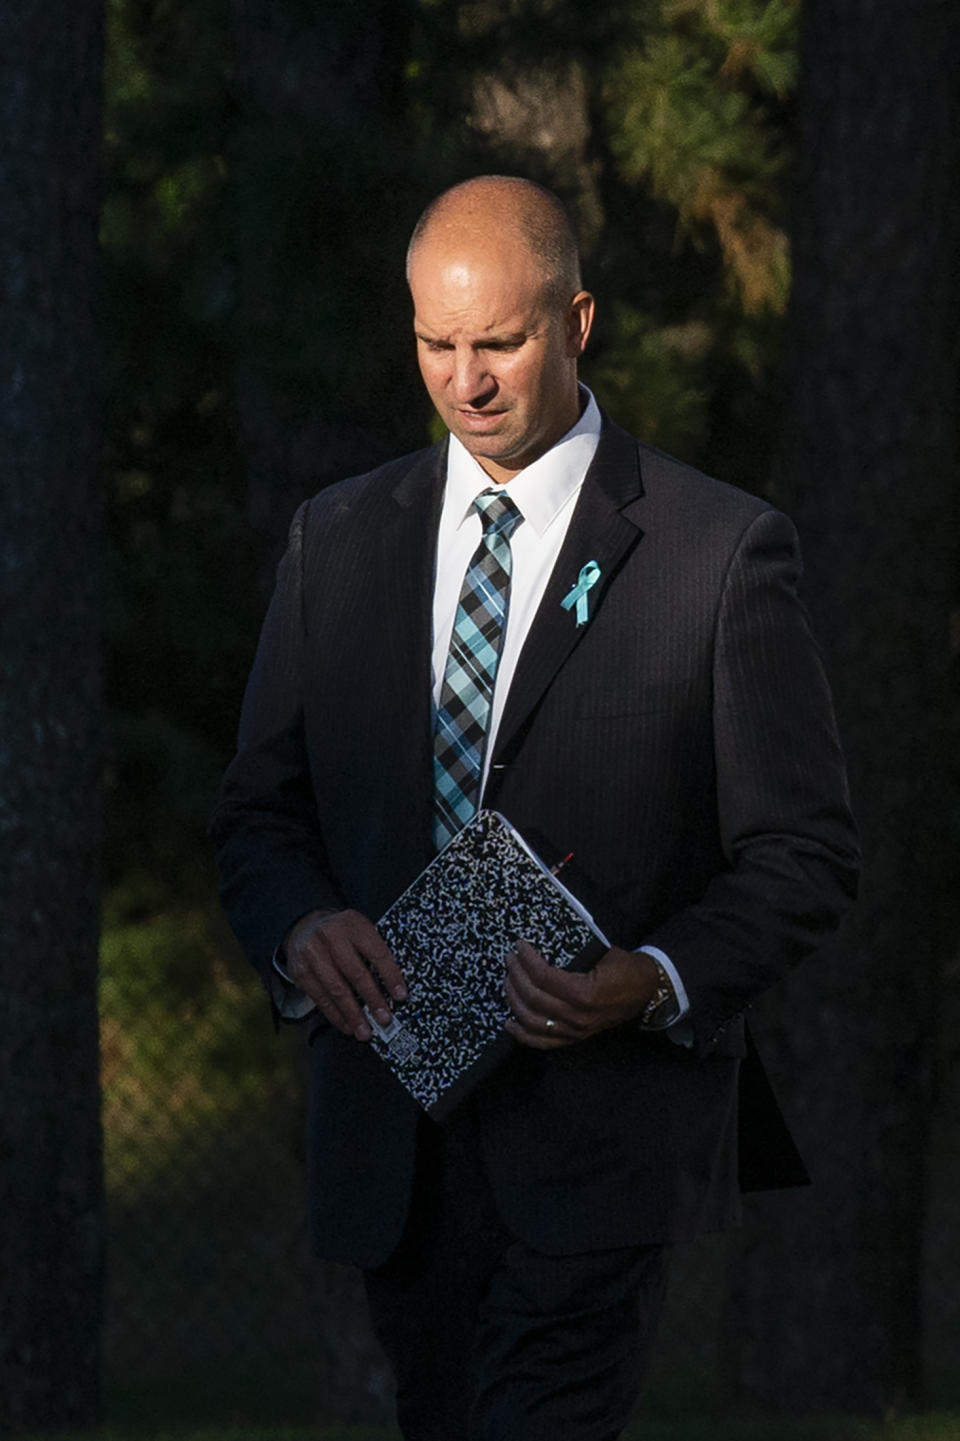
[363,1107,669,1441]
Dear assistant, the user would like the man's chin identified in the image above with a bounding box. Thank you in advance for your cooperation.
[455,430,515,464]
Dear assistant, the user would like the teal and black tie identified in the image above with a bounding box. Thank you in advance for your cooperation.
[432,490,523,850]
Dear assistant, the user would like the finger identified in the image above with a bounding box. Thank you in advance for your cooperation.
[295,911,405,1037]
[313,940,398,1038]
[304,953,373,1039]
[505,949,590,1031]
[295,963,364,1037]
[291,929,381,1038]
[504,967,580,1043]
[321,911,408,1003]
[510,939,592,1004]
[503,1014,570,1051]
[351,918,408,1003]
[281,942,358,1035]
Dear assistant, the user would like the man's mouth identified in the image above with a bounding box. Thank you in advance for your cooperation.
[457,407,507,429]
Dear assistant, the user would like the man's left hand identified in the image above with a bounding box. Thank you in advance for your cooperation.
[504,940,659,1049]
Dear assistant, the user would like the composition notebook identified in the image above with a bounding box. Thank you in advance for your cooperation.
[367,809,610,1121]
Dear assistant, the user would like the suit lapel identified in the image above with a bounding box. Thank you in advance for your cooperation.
[493,418,645,763]
[375,441,446,856]
[369,418,644,845]
[382,439,446,697]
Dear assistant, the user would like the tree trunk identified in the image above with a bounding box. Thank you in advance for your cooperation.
[223,1,422,1401]
[723,0,960,1415]
[227,0,422,559]
[0,1,105,1429]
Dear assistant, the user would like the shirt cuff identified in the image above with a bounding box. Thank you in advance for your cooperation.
[271,950,317,1022]
[636,944,693,1048]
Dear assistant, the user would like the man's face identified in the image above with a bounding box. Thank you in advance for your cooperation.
[409,232,593,483]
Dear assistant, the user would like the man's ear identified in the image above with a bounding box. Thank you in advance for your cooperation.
[566,290,595,358]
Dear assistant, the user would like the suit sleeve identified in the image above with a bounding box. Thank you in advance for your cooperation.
[644,508,860,1053]
[210,500,345,992]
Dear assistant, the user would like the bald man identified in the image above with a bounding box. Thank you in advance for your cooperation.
[213,177,859,1440]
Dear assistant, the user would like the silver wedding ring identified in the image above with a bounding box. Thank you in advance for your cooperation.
[544,1018,556,1031]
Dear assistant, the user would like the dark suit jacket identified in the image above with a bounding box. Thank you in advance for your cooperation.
[212,415,860,1269]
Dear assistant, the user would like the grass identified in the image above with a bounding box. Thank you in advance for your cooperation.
[21,1417,960,1441]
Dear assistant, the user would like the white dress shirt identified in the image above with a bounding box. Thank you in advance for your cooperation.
[432,386,603,795]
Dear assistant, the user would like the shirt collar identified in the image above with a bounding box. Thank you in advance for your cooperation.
[445,386,602,538]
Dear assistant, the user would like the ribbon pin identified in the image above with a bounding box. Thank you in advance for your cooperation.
[561,561,601,626]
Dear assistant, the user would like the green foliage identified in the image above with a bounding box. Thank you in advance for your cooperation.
[607,2,796,215]
[588,0,796,483]
[103,0,232,396]
[102,0,252,793]
[100,0,429,812]
[586,306,712,454]
[100,896,291,1198]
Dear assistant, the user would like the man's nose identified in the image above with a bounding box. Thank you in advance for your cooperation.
[451,350,495,404]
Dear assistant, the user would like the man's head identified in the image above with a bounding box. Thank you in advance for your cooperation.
[406,176,594,484]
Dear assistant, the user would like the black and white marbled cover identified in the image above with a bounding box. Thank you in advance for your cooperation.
[369,810,608,1120]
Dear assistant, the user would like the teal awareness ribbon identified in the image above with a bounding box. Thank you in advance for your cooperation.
[561,561,601,626]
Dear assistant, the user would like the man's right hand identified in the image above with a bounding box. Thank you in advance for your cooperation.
[281,908,407,1041]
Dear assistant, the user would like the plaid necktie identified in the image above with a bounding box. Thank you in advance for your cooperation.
[433,489,524,850]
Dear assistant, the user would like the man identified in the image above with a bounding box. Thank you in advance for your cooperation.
[212,176,859,1440]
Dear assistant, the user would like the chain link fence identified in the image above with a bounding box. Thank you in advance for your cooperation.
[97,880,960,1426]
[98,895,394,1427]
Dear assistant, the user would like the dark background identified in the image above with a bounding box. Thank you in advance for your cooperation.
[1,0,958,1431]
